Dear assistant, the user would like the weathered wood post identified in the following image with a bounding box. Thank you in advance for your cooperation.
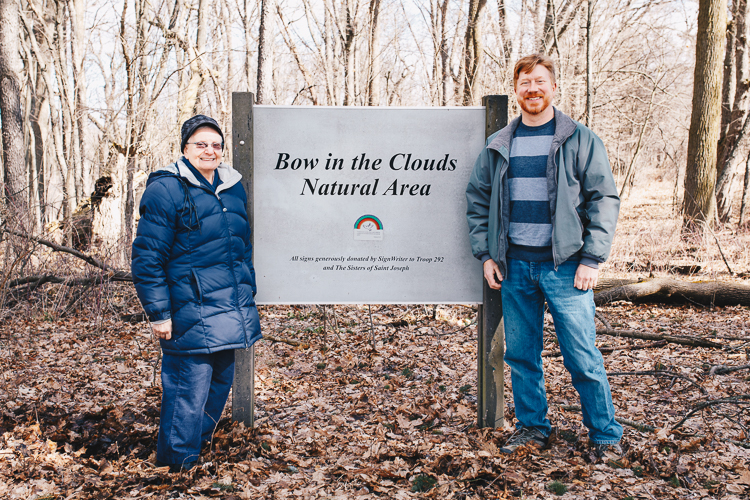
[232,92,255,426]
[477,95,508,428]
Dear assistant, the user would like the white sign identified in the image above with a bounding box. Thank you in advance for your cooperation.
[253,106,486,304]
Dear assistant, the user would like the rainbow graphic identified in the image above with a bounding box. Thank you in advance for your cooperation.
[354,215,383,230]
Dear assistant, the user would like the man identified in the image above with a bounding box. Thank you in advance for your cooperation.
[465,54,623,459]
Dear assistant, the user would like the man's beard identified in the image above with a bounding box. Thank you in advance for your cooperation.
[518,92,552,115]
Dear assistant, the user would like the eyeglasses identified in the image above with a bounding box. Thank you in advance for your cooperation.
[187,141,224,151]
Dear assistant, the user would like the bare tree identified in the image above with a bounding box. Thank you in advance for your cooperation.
[462,0,487,105]
[366,0,382,105]
[716,0,750,222]
[683,0,727,228]
[257,0,275,104]
[0,0,28,230]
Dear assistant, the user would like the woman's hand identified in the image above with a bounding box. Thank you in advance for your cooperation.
[151,319,173,340]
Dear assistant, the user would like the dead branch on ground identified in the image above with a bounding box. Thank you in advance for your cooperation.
[594,277,750,307]
[709,364,750,375]
[607,370,707,394]
[670,395,750,431]
[542,340,667,357]
[596,327,724,348]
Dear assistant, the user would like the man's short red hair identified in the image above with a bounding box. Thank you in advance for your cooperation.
[513,54,556,88]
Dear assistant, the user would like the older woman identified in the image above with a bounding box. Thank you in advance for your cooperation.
[131,115,262,472]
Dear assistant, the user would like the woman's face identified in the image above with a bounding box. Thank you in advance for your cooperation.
[183,127,223,178]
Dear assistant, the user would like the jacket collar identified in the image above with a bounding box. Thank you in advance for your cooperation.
[160,158,243,193]
[487,107,578,155]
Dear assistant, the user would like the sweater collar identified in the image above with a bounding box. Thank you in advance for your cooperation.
[487,107,577,156]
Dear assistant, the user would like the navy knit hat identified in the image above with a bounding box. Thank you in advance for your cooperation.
[180,115,224,153]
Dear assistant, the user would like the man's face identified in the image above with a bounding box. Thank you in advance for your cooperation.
[514,65,557,116]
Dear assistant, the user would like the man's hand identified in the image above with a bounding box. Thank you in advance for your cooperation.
[574,264,598,291]
[152,319,172,340]
[483,259,504,290]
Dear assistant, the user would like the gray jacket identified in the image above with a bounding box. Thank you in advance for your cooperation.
[465,108,620,277]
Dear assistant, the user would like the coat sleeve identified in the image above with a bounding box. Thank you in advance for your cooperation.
[131,179,179,322]
[466,146,494,261]
[578,132,620,263]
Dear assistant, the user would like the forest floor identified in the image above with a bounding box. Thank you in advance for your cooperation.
[2,181,750,500]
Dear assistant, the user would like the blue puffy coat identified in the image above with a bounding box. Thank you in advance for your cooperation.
[131,158,262,355]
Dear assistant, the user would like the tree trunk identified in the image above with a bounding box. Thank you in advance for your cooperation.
[719,0,739,139]
[462,0,486,105]
[439,0,450,105]
[739,150,750,225]
[177,0,209,123]
[497,0,512,65]
[1,0,29,231]
[241,0,254,92]
[70,0,89,197]
[683,0,727,229]
[594,277,750,307]
[366,0,381,106]
[716,0,750,222]
[585,0,593,127]
[342,0,355,106]
[257,0,274,104]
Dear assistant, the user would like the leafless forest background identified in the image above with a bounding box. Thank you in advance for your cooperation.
[0,0,730,260]
[3,1,750,498]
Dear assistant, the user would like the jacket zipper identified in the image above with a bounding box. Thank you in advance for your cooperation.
[194,181,250,348]
[216,191,250,348]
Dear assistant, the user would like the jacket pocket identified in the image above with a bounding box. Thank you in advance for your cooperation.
[575,203,589,231]
[191,269,203,303]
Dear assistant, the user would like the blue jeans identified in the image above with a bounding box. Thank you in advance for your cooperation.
[501,258,622,444]
[157,349,235,466]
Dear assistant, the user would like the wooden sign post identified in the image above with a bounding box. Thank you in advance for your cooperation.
[477,95,508,429]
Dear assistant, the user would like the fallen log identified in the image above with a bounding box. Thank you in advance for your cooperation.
[594,277,750,307]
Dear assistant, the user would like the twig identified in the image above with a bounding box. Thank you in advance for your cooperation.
[542,340,667,358]
[596,328,723,349]
[1,228,130,278]
[595,310,612,331]
[709,364,750,375]
[607,370,706,394]
[641,486,658,500]
[263,335,308,347]
[368,305,376,352]
[703,221,734,276]
[671,395,750,431]
[557,405,656,432]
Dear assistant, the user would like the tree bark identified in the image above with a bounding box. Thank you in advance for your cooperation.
[720,0,739,139]
[257,0,275,104]
[342,0,356,106]
[716,0,750,222]
[496,0,512,66]
[462,0,486,105]
[177,0,210,124]
[683,0,727,228]
[0,0,29,231]
[585,0,593,127]
[366,0,381,106]
[594,277,750,307]
[739,150,750,225]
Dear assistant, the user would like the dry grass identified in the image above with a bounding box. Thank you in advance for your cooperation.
[606,180,750,279]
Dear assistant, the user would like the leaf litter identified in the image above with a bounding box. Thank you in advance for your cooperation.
[1,299,749,499]
[2,185,750,499]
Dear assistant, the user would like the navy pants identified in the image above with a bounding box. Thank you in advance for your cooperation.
[157,349,235,466]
